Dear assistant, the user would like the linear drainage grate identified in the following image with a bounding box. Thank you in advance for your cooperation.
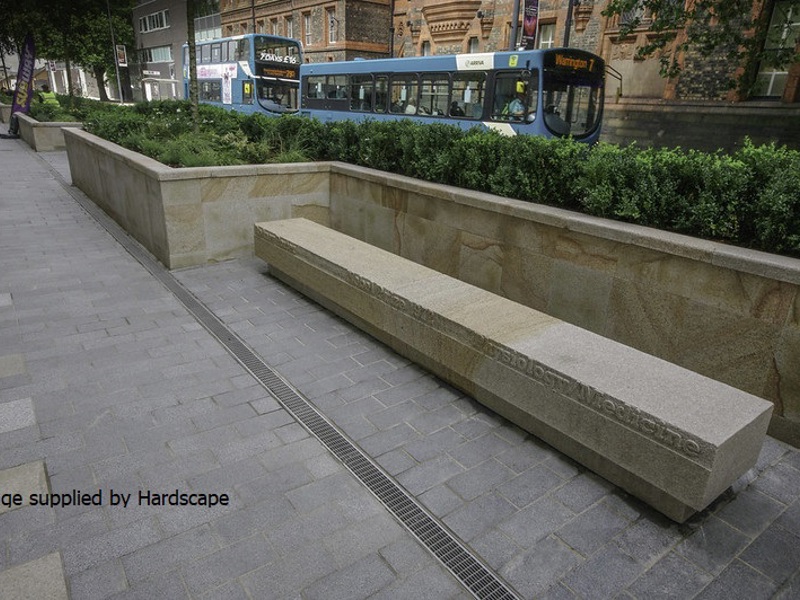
[48,164,521,600]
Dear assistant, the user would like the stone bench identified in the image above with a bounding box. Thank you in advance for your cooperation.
[254,218,773,522]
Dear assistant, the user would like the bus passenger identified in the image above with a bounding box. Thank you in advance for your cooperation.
[502,91,525,120]
[450,101,465,117]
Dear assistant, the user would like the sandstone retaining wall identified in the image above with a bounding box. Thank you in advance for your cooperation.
[64,128,800,445]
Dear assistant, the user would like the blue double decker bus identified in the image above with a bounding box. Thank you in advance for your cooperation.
[183,33,303,115]
[299,48,605,142]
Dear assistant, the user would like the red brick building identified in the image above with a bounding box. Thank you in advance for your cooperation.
[221,0,798,103]
[219,0,392,62]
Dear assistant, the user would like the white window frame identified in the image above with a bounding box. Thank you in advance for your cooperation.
[754,0,799,97]
[304,13,312,47]
[139,9,170,33]
[141,45,173,64]
[327,8,337,44]
[537,23,556,49]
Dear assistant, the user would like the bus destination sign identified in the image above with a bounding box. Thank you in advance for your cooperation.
[258,66,297,79]
[545,52,602,74]
[258,52,299,64]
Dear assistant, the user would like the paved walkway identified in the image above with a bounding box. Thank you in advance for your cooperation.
[1,134,799,599]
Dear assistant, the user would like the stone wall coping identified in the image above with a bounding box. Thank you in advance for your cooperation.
[65,128,331,182]
[64,130,800,287]
[64,128,166,178]
[16,112,82,129]
[328,161,800,286]
[156,161,332,181]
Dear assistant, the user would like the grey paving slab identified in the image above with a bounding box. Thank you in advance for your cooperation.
[0,142,466,599]
[0,461,48,514]
[0,552,69,600]
[0,354,26,378]
[3,141,800,600]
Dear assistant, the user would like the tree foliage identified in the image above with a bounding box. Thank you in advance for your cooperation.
[602,0,800,92]
[0,0,134,100]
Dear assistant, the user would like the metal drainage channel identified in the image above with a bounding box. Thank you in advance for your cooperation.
[49,164,522,600]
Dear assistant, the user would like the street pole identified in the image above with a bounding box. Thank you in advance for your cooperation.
[389,0,395,57]
[510,0,521,50]
[106,0,124,102]
[563,0,575,47]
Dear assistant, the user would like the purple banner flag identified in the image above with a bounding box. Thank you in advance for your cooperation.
[521,0,539,50]
[12,33,36,116]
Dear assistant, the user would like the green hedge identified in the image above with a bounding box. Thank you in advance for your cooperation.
[81,101,800,257]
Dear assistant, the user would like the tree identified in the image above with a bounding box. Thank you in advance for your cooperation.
[0,0,33,87]
[602,0,800,94]
[187,0,200,131]
[12,0,135,101]
[78,2,136,101]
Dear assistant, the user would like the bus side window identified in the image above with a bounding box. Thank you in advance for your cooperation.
[452,72,485,120]
[374,76,388,113]
[306,76,325,99]
[350,75,373,112]
[211,43,221,63]
[420,73,449,116]
[328,75,348,100]
[201,44,211,64]
[390,74,418,114]
[200,80,222,103]
[236,39,250,62]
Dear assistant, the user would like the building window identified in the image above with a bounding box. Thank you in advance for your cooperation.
[468,37,479,53]
[303,13,312,46]
[537,23,555,49]
[504,22,513,49]
[139,9,170,33]
[285,16,294,39]
[753,0,799,97]
[140,45,173,63]
[620,3,646,26]
[195,12,222,41]
[327,9,337,44]
[421,41,431,55]
[256,19,265,34]
[271,18,280,36]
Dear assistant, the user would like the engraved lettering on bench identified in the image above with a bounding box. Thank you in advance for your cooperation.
[339,268,707,460]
